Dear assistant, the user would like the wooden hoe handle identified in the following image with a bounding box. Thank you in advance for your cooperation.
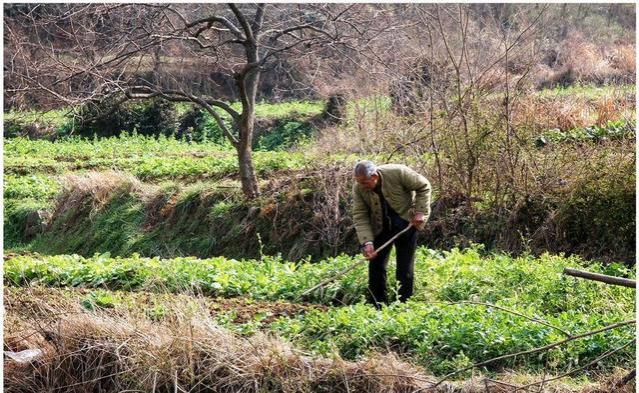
[300,224,413,297]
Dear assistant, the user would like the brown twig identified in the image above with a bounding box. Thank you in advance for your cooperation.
[483,378,527,391]
[615,369,636,388]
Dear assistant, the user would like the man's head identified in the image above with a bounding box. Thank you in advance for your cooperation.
[354,160,379,191]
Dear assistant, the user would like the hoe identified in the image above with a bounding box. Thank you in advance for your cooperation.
[301,224,413,297]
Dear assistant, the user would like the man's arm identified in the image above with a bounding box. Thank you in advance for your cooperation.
[402,167,432,228]
[352,185,374,245]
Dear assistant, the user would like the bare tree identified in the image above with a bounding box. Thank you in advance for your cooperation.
[4,3,388,198]
[383,4,548,204]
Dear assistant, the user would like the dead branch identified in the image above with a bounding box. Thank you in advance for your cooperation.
[615,369,636,388]
[563,268,636,289]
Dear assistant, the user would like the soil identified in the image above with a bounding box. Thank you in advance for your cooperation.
[3,251,41,261]
[4,286,327,325]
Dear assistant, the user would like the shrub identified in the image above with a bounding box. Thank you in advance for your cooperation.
[135,98,178,136]
[177,105,206,141]
[4,118,23,137]
[75,97,138,137]
[256,119,314,151]
[75,97,178,137]
[556,170,635,260]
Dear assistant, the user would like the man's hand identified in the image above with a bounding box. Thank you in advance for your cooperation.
[411,212,426,229]
[362,243,377,260]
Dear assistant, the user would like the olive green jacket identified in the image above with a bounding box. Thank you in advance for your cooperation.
[352,164,431,245]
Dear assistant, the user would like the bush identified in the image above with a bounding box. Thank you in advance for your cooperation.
[177,105,206,141]
[136,98,178,136]
[4,118,23,137]
[556,170,635,260]
[75,97,178,137]
[75,97,137,137]
[256,119,314,151]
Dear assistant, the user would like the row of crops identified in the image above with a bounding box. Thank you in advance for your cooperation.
[4,135,322,180]
[5,247,635,376]
[3,98,339,181]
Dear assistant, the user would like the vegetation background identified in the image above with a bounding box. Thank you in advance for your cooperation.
[3,3,636,393]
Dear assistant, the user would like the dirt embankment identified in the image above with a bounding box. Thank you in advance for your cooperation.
[10,163,636,264]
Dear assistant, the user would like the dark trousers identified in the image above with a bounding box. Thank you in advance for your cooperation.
[367,220,417,309]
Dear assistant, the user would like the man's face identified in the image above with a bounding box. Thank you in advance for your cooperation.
[355,174,378,191]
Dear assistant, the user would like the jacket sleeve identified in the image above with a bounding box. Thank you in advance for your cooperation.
[352,184,374,244]
[402,167,432,222]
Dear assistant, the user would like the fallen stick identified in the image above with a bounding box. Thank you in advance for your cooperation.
[563,268,636,288]
[300,224,413,298]
[615,368,636,388]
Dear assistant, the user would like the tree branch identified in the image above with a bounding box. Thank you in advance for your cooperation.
[228,3,255,43]
[186,14,244,40]
[252,4,266,35]
[564,268,636,288]
[264,24,336,44]
[615,369,637,389]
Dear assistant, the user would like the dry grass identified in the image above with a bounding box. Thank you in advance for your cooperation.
[594,95,618,126]
[609,44,636,75]
[561,39,609,82]
[506,95,585,133]
[538,33,636,86]
[5,296,438,392]
[47,170,158,230]
[54,171,143,214]
[512,88,632,132]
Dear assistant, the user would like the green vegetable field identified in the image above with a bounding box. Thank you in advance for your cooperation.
[5,247,635,386]
[4,4,636,392]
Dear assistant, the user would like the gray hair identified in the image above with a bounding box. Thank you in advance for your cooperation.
[354,160,377,178]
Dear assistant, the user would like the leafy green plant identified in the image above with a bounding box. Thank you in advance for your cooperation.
[81,290,120,310]
[535,119,635,146]
[256,119,314,151]
[145,304,168,321]
[4,174,60,200]
[209,201,236,218]
[4,135,319,181]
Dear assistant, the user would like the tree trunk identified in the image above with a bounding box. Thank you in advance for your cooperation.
[236,47,261,199]
[237,95,259,199]
[559,4,568,39]
[237,133,259,199]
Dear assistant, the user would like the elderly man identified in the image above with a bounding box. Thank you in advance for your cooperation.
[352,160,431,308]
